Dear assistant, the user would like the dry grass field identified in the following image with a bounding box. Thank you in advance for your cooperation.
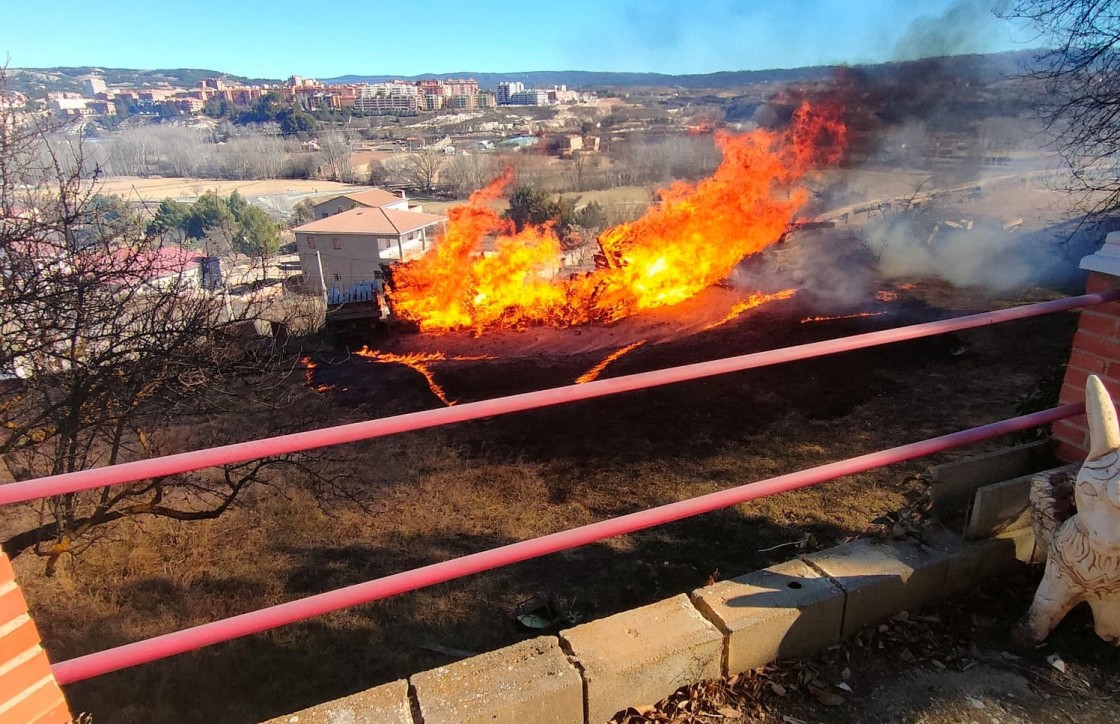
[95,176,366,202]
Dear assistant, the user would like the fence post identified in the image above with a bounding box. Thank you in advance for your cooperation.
[0,546,71,724]
[1053,231,1120,462]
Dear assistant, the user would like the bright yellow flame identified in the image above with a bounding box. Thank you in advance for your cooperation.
[390,103,846,333]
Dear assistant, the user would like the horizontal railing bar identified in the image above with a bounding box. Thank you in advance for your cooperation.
[51,402,1082,684]
[3,290,1115,507]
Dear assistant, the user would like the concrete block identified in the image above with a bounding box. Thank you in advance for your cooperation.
[262,679,413,724]
[411,636,581,724]
[561,594,721,724]
[929,441,1050,512]
[927,528,1035,596]
[966,464,1078,539]
[803,538,952,638]
[965,473,1034,538]
[691,558,844,675]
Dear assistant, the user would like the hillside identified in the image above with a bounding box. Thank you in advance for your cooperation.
[7,66,273,96]
[11,49,1041,96]
[315,51,1039,89]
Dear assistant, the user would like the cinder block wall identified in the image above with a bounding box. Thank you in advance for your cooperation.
[1053,266,1120,462]
[0,547,71,724]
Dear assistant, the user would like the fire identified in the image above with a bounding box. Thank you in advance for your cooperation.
[354,349,495,406]
[702,289,798,331]
[391,103,846,333]
[300,356,335,393]
[300,355,316,383]
[575,340,647,384]
[800,311,889,324]
[874,283,917,303]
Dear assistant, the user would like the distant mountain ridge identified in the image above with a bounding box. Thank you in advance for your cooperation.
[8,67,274,95]
[323,67,837,89]
[322,51,1038,89]
[11,50,1039,95]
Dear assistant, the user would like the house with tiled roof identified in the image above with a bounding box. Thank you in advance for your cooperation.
[293,206,446,293]
[311,188,414,218]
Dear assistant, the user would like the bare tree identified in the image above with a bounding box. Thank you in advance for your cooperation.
[402,148,446,194]
[1004,1,1120,216]
[0,72,345,573]
[442,152,496,197]
[316,130,353,182]
[101,125,295,180]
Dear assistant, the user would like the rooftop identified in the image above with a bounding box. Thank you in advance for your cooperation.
[293,207,445,236]
[324,188,406,209]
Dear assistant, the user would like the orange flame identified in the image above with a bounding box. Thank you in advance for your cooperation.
[391,103,845,334]
[299,356,335,393]
[354,349,455,406]
[575,340,647,384]
[800,311,889,324]
[702,289,799,331]
[875,290,898,302]
[300,355,316,382]
[353,349,495,406]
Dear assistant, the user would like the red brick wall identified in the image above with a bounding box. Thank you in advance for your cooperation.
[1053,272,1120,462]
[0,549,71,724]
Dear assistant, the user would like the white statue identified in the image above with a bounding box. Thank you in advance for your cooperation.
[1016,374,1120,645]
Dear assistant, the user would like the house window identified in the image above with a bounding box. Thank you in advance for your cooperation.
[306,236,316,250]
[333,274,341,282]
[332,237,342,250]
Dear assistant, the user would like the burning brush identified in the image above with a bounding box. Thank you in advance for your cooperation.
[390,103,846,334]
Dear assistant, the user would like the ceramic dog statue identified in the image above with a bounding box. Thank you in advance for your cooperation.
[1016,375,1120,645]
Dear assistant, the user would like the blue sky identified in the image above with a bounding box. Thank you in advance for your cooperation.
[2,0,1032,79]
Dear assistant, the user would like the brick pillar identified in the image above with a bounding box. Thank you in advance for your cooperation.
[1053,232,1120,462]
[0,548,71,724]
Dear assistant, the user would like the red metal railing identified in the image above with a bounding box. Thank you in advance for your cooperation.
[1,290,1111,685]
[2,290,1115,506]
[49,402,1080,685]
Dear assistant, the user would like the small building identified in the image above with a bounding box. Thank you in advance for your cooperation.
[101,245,203,291]
[82,76,107,97]
[293,207,446,293]
[496,81,525,105]
[311,188,410,218]
[507,90,549,106]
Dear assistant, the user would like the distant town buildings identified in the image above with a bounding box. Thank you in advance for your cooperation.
[82,75,106,97]
[496,81,579,106]
[507,89,549,106]
[496,81,524,105]
[42,72,585,120]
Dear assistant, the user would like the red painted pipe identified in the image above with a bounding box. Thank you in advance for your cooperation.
[2,291,1114,506]
[51,402,1081,684]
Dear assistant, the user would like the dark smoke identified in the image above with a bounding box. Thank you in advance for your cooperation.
[893,1,1008,61]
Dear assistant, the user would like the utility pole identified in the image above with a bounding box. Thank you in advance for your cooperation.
[315,249,328,307]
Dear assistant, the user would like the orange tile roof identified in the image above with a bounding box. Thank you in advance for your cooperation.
[293,207,445,236]
[340,188,405,208]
